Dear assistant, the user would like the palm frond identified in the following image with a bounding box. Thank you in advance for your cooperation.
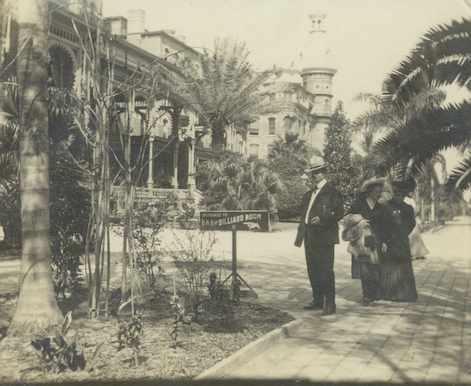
[368,100,471,178]
[383,18,471,108]
[444,151,471,201]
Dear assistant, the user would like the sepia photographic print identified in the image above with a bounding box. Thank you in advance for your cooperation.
[1,1,471,385]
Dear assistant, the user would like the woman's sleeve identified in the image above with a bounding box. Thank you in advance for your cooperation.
[404,204,416,235]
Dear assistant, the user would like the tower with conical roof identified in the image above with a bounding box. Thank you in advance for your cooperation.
[300,14,337,152]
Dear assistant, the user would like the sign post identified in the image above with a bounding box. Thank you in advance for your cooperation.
[200,210,270,298]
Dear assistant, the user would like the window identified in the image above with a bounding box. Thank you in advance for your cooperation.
[249,127,259,136]
[283,116,292,132]
[268,117,276,135]
[48,45,75,89]
[324,99,331,113]
[249,144,259,159]
[179,115,189,127]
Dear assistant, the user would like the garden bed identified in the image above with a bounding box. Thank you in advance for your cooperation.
[0,288,294,384]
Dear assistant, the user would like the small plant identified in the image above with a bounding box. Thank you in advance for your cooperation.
[169,295,189,349]
[118,311,144,367]
[207,272,239,329]
[31,311,103,374]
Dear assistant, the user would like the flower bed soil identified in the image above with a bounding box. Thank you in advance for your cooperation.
[0,288,294,384]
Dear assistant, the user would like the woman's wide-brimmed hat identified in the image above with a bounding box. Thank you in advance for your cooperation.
[361,177,386,192]
[305,156,327,173]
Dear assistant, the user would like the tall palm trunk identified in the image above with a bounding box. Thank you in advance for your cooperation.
[8,0,62,336]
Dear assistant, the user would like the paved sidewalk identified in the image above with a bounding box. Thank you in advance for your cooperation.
[1,217,469,384]
[204,216,471,384]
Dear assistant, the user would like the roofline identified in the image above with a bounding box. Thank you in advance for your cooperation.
[139,30,202,56]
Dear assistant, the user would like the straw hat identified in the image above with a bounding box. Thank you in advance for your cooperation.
[361,177,386,192]
[305,156,327,173]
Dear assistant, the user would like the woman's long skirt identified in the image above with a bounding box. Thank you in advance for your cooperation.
[381,256,418,302]
[409,225,429,258]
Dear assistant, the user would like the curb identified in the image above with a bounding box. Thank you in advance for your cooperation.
[194,318,303,380]
[431,225,448,234]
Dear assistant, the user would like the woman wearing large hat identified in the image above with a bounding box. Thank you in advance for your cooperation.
[346,177,392,306]
[380,181,418,302]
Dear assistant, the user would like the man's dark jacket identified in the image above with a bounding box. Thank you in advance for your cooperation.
[294,182,344,247]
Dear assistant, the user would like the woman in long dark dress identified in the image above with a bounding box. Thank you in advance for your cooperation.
[381,181,418,302]
[348,178,391,306]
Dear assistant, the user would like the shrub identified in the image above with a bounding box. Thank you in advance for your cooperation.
[113,195,174,290]
[31,311,103,374]
[117,311,144,367]
[165,229,217,314]
[169,295,191,349]
[206,272,239,329]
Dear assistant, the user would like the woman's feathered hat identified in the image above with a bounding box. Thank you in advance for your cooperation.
[391,180,410,193]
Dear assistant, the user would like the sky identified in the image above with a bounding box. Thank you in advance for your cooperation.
[103,0,471,118]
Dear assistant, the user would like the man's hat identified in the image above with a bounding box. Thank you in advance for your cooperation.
[305,156,326,173]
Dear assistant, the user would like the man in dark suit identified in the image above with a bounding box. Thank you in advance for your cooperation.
[295,156,344,315]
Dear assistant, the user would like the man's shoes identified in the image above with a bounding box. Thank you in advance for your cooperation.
[362,297,371,306]
[303,301,324,310]
[321,305,336,316]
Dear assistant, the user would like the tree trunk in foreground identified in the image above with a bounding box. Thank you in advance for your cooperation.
[8,0,63,336]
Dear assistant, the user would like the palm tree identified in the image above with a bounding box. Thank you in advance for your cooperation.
[353,89,446,155]
[373,18,471,200]
[267,133,315,220]
[161,38,292,150]
[414,154,447,222]
[8,0,63,336]
[268,133,316,168]
[196,152,283,211]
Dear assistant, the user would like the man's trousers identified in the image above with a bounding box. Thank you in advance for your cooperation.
[304,242,336,307]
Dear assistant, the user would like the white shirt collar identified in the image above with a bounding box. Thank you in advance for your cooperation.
[315,179,327,191]
[366,196,376,209]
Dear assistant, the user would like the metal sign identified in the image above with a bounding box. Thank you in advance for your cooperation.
[200,210,270,231]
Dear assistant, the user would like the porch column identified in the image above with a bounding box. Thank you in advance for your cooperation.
[146,136,154,188]
[187,139,196,195]
[173,141,179,189]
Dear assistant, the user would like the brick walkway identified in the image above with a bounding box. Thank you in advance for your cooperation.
[213,216,471,384]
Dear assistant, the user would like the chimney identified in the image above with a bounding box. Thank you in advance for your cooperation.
[127,9,145,46]
[106,16,127,36]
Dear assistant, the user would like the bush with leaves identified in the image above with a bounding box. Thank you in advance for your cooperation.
[118,311,144,367]
[0,82,91,293]
[196,151,283,213]
[114,195,175,290]
[169,295,192,349]
[205,272,240,330]
[268,134,314,221]
[324,101,360,211]
[165,229,217,313]
[31,311,103,374]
